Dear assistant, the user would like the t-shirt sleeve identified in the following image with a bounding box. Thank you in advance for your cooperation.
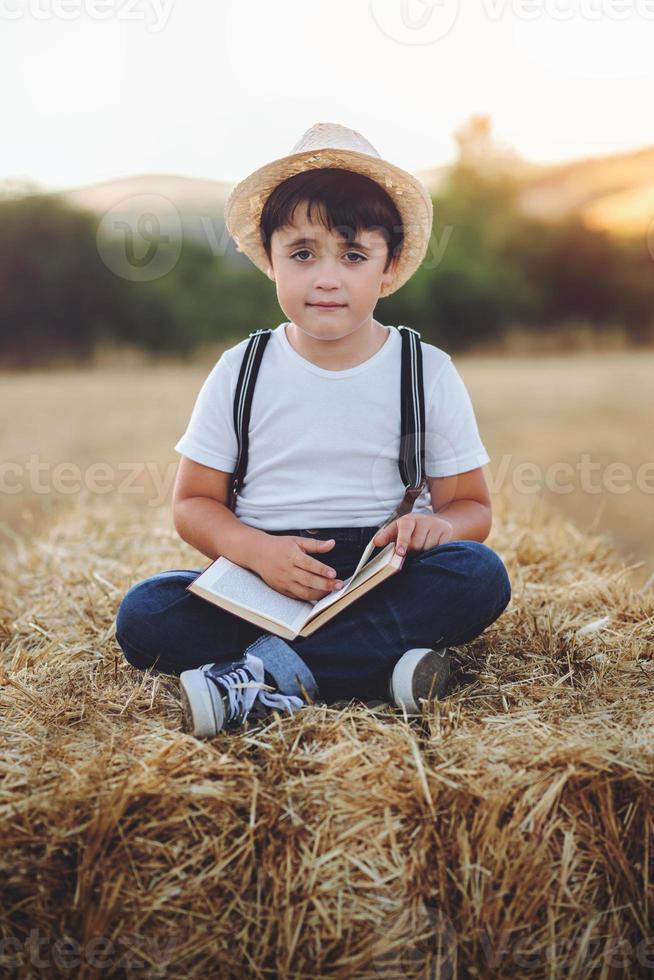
[174,350,239,472]
[424,357,491,477]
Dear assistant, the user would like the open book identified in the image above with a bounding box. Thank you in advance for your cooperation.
[185,532,405,639]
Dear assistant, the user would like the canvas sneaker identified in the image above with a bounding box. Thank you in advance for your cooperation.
[179,651,305,738]
[388,647,453,713]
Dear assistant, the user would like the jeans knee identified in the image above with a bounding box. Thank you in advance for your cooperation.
[115,581,150,667]
[116,573,180,653]
[116,570,196,632]
[115,578,147,644]
[115,631,150,670]
[462,541,511,609]
[115,570,204,672]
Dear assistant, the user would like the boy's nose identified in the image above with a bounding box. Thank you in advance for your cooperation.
[313,276,342,289]
[312,258,342,287]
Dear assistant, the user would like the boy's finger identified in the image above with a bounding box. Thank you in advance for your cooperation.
[396,514,417,552]
[395,525,412,555]
[299,553,337,579]
[374,524,395,546]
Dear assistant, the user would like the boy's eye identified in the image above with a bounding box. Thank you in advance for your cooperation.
[290,249,366,264]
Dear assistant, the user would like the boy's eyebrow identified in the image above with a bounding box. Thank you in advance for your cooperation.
[283,236,372,252]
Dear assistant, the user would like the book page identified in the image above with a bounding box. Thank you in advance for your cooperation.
[348,534,386,582]
[307,542,396,618]
[348,508,399,581]
[197,558,313,632]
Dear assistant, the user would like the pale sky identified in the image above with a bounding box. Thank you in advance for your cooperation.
[2,0,653,193]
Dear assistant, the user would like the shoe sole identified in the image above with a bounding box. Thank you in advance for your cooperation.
[390,647,451,713]
[179,669,226,737]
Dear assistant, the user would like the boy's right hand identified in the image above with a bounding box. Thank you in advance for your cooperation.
[253,535,344,601]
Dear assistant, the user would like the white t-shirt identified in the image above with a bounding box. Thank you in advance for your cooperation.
[174,322,491,530]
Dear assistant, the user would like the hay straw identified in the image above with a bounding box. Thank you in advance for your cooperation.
[1,492,653,977]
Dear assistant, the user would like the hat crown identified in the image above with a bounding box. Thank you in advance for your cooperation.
[290,122,381,160]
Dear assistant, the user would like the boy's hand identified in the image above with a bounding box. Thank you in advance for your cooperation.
[252,535,344,601]
[372,513,454,556]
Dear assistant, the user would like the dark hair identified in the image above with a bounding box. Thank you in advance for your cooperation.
[259,168,403,271]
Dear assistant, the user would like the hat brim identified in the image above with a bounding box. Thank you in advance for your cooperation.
[224,146,433,298]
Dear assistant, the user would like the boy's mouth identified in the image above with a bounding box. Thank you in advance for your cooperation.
[307,302,346,309]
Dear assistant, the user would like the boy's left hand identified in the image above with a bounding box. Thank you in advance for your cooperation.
[372,513,455,557]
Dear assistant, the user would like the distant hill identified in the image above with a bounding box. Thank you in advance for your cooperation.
[414,155,547,193]
[417,145,654,238]
[54,173,242,261]
[515,145,654,238]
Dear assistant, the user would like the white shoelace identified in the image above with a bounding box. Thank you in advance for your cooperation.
[210,664,305,724]
[257,687,305,715]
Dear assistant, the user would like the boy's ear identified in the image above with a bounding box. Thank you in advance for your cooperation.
[380,253,400,289]
[266,263,276,282]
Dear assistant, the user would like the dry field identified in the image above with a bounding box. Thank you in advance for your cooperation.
[1,347,653,590]
[1,350,653,977]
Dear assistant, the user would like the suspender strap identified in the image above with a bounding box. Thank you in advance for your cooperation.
[229,325,427,518]
[396,325,427,517]
[229,328,273,512]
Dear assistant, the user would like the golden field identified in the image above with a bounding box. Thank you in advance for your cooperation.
[1,347,652,591]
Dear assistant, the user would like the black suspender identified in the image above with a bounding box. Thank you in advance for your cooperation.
[229,328,274,512]
[229,325,426,516]
[396,324,427,519]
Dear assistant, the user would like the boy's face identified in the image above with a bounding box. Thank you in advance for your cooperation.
[266,200,398,340]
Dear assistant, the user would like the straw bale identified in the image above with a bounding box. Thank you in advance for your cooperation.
[1,493,653,977]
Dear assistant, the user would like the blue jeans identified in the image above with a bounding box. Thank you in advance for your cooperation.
[115,525,512,704]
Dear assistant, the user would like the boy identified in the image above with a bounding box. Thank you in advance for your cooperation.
[115,123,512,737]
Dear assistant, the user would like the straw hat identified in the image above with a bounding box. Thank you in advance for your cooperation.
[224,122,434,298]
